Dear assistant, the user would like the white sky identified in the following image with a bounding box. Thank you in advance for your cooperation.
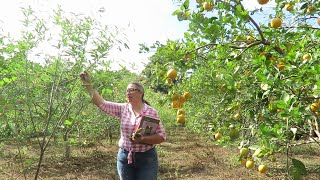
[0,0,278,73]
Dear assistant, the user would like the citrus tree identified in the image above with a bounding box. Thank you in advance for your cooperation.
[142,0,320,178]
[0,6,131,179]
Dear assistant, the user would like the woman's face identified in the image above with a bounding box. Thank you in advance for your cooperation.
[126,84,143,104]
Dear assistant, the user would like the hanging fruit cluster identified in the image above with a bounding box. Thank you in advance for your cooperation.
[166,68,192,125]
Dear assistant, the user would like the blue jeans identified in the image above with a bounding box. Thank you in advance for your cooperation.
[117,147,158,180]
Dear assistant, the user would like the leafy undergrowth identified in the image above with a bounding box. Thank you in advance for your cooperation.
[0,127,319,180]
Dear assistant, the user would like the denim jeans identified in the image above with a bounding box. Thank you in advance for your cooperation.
[117,147,158,180]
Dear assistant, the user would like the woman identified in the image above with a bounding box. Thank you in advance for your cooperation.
[80,71,166,180]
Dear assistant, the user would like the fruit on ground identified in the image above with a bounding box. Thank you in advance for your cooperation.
[167,69,177,80]
[241,159,247,166]
[183,92,191,100]
[240,148,249,157]
[258,164,267,173]
[302,53,311,61]
[257,0,269,5]
[271,18,282,28]
[214,132,222,140]
[179,96,186,105]
[246,160,254,169]
[203,2,214,11]
[285,4,294,11]
[176,114,185,124]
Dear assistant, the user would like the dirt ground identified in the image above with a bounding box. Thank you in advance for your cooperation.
[0,127,319,180]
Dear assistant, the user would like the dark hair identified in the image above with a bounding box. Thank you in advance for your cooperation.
[128,82,151,106]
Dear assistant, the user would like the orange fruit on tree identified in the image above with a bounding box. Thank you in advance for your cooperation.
[172,100,181,109]
[182,92,191,100]
[271,18,282,28]
[258,164,267,173]
[202,2,214,11]
[246,160,255,169]
[234,113,241,120]
[257,0,269,5]
[171,92,179,101]
[177,109,186,116]
[285,4,294,11]
[167,68,177,80]
[179,96,186,105]
[277,62,285,71]
[176,114,186,124]
[310,103,319,112]
[302,53,311,61]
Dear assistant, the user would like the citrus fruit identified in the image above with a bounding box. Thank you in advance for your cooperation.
[257,0,269,5]
[176,114,186,124]
[258,164,267,173]
[167,69,177,80]
[183,92,191,100]
[246,160,254,169]
[240,148,249,157]
[271,18,282,28]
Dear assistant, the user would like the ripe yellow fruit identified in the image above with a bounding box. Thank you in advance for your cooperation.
[172,100,181,109]
[277,62,285,71]
[203,2,214,11]
[310,103,319,112]
[179,96,186,105]
[177,109,186,116]
[234,113,241,120]
[317,17,320,25]
[271,18,282,28]
[307,6,316,14]
[246,160,255,169]
[246,36,255,44]
[176,114,186,124]
[241,159,247,166]
[285,4,294,11]
[171,92,179,101]
[258,164,267,173]
[257,0,269,5]
[184,53,191,60]
[240,148,249,157]
[166,78,172,85]
[183,92,191,100]
[258,114,264,121]
[302,53,311,61]
[167,69,177,80]
[214,132,222,140]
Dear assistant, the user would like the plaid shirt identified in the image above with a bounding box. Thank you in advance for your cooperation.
[99,101,166,164]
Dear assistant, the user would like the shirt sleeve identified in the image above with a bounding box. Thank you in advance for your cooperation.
[99,101,126,119]
[156,121,167,140]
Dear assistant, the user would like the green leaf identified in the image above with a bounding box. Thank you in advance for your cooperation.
[64,120,72,126]
[292,158,307,176]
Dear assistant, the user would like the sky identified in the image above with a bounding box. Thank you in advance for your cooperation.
[0,0,275,73]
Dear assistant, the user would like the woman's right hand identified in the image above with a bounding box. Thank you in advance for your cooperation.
[80,71,91,84]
